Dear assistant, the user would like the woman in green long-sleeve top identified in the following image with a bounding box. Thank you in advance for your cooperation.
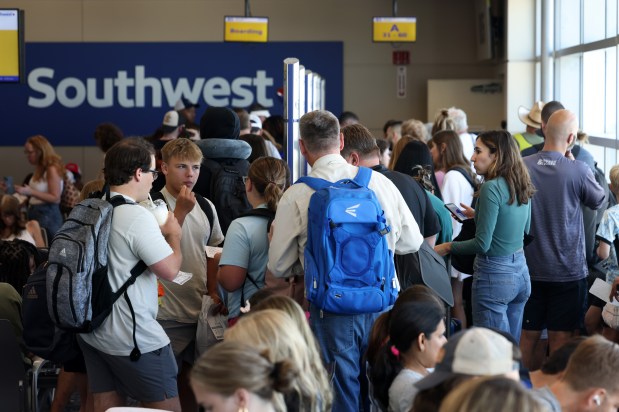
[435,131,535,342]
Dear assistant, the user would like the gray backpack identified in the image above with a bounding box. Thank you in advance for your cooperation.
[47,194,146,359]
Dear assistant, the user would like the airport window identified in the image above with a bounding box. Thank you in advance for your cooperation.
[550,0,619,174]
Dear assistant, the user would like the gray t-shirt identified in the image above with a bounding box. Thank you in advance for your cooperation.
[533,386,562,412]
[523,151,605,282]
[388,368,426,412]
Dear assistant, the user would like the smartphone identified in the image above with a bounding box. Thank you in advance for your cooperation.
[3,176,14,194]
[444,203,468,223]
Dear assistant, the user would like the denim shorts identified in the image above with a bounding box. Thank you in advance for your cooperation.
[78,338,178,402]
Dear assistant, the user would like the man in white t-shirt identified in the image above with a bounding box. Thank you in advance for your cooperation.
[156,138,225,412]
[78,137,183,412]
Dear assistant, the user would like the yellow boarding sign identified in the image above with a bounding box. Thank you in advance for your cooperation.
[373,17,416,43]
[224,17,268,43]
[0,10,19,79]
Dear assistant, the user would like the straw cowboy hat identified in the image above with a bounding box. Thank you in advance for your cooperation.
[518,101,545,128]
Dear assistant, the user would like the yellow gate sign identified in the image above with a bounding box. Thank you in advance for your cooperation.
[372,17,416,43]
[224,17,269,43]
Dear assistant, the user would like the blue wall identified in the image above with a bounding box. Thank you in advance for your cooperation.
[0,41,343,146]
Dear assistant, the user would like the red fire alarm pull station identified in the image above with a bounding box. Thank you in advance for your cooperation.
[392,50,410,65]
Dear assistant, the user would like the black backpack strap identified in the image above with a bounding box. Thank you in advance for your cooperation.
[124,291,141,362]
[240,273,261,309]
[450,167,476,190]
[195,194,215,244]
[111,260,147,362]
[150,191,167,208]
[237,208,274,304]
[239,208,276,232]
[450,167,478,208]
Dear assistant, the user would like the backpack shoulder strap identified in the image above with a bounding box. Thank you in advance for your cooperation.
[195,194,215,244]
[450,167,476,190]
[239,208,276,232]
[297,167,373,191]
[449,167,478,208]
[352,166,372,187]
[296,175,332,191]
[195,194,214,230]
[237,208,275,304]
[150,191,167,207]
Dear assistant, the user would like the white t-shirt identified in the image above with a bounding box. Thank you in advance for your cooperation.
[441,169,475,239]
[80,193,174,356]
[459,132,476,166]
[2,229,36,245]
[157,188,224,323]
[264,140,282,159]
[28,171,64,205]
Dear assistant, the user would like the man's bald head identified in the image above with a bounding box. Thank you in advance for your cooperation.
[544,109,578,150]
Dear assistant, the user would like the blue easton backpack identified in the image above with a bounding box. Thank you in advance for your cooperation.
[298,167,398,315]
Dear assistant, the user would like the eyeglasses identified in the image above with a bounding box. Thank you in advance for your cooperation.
[242,176,249,184]
[145,169,159,179]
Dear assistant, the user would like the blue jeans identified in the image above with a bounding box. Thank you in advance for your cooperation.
[309,305,380,412]
[28,202,63,238]
[472,251,531,343]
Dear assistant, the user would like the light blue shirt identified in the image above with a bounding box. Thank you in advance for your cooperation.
[219,205,270,318]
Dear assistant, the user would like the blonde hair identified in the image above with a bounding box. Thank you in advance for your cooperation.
[431,108,457,137]
[254,296,313,343]
[439,376,544,412]
[388,135,415,170]
[225,309,332,411]
[248,157,290,212]
[161,138,203,163]
[26,135,64,181]
[191,341,297,412]
[401,119,429,142]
